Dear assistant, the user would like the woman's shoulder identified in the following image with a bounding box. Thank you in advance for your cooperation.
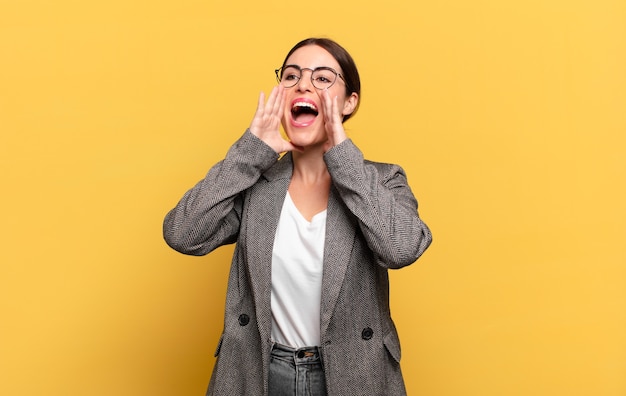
[363,158,406,175]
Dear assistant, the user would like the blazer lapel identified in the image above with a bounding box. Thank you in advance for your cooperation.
[243,154,357,343]
[320,186,357,338]
[245,154,292,343]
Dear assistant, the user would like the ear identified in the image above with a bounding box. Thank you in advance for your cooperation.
[341,92,359,117]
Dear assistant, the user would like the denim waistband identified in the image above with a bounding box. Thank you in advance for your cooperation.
[271,342,322,364]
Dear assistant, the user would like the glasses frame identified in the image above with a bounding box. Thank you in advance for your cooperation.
[275,64,347,90]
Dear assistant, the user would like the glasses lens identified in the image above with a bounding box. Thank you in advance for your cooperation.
[311,68,337,89]
[280,66,301,88]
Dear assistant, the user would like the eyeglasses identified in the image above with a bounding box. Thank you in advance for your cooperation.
[275,65,346,90]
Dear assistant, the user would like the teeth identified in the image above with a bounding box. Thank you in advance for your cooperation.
[292,101,317,111]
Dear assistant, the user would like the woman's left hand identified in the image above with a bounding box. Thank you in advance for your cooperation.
[321,89,348,152]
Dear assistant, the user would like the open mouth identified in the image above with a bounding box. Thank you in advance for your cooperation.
[291,100,319,126]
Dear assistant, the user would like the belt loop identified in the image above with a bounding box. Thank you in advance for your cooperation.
[317,345,324,369]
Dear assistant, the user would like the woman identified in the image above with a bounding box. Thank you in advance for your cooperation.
[163,37,432,396]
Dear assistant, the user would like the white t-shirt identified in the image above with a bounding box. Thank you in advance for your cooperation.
[271,192,327,348]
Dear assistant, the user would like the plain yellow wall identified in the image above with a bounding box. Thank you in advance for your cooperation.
[1,0,625,395]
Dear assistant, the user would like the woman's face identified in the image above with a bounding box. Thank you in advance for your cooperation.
[279,45,357,148]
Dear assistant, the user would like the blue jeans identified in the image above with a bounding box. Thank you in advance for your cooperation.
[268,343,328,396]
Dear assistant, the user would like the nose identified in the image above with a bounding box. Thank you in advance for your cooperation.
[295,69,314,92]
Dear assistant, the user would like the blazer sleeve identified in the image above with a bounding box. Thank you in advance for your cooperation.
[163,130,279,256]
[324,139,432,269]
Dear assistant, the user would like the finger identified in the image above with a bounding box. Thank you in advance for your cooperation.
[332,94,340,122]
[249,91,265,133]
[268,85,279,101]
[253,91,266,120]
[322,89,333,121]
[322,90,340,123]
[264,86,282,121]
[272,85,285,119]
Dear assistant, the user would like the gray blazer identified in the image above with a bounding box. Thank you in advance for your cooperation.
[163,130,432,396]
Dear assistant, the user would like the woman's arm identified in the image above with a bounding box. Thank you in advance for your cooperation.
[324,140,432,269]
[163,130,279,256]
[164,86,295,256]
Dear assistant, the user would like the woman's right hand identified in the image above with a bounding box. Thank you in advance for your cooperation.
[249,86,300,154]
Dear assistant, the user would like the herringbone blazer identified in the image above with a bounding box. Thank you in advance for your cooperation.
[163,130,432,396]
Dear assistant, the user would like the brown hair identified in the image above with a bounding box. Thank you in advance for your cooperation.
[280,38,361,122]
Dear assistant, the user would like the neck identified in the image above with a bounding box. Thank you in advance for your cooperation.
[291,146,330,185]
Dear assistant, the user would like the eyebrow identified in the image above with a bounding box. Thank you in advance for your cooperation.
[284,64,338,72]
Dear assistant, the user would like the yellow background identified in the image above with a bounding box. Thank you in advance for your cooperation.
[1,0,625,395]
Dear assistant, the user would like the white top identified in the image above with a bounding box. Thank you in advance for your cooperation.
[271,192,327,348]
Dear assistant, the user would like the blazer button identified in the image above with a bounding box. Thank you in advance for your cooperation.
[361,327,374,340]
[238,314,250,326]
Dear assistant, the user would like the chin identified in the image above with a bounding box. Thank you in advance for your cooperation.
[285,124,325,147]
